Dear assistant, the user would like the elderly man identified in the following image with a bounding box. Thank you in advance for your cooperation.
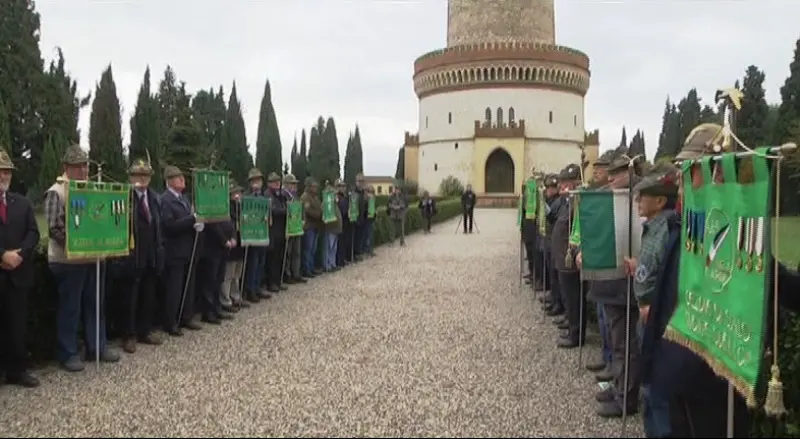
[335,180,352,267]
[160,165,204,336]
[281,174,305,284]
[119,158,164,354]
[45,144,120,371]
[243,168,270,302]
[221,181,249,312]
[323,180,343,271]
[460,184,477,234]
[352,173,369,261]
[300,177,323,277]
[265,172,288,292]
[0,148,40,387]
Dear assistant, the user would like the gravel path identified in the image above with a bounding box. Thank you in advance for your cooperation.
[1,209,643,438]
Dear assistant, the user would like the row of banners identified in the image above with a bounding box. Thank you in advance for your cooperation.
[64,169,376,254]
[518,149,773,407]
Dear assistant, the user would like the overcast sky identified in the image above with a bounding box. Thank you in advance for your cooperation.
[36,0,798,176]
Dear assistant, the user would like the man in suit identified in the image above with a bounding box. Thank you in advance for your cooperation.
[120,158,165,354]
[281,174,305,284]
[265,172,288,293]
[45,144,120,372]
[461,184,477,234]
[196,203,234,325]
[242,168,271,302]
[159,165,204,336]
[301,178,323,277]
[221,181,249,312]
[0,148,40,387]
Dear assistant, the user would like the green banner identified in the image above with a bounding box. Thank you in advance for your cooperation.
[517,195,523,226]
[348,192,359,223]
[65,180,131,260]
[286,199,304,237]
[665,150,772,406]
[537,188,547,235]
[524,179,537,219]
[322,190,337,224]
[367,196,376,218]
[568,196,581,246]
[239,196,270,246]
[193,169,230,222]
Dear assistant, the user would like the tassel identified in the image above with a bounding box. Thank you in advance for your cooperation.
[764,364,787,417]
[129,233,135,250]
[565,248,574,269]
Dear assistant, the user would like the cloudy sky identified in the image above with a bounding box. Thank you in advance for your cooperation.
[36,0,798,176]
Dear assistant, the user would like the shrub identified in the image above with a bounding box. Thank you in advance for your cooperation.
[439,175,464,197]
[24,198,463,364]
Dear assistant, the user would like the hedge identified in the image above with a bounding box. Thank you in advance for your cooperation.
[24,198,463,365]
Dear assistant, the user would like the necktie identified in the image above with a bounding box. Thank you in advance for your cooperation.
[0,196,6,223]
[139,193,151,223]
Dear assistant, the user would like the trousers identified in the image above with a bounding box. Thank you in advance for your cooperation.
[220,260,243,307]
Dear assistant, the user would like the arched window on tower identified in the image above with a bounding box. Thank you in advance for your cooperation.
[484,107,492,128]
[508,107,516,127]
[496,107,504,128]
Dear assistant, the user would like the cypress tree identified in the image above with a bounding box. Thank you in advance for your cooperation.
[394,147,405,180]
[736,65,769,148]
[343,133,354,186]
[678,89,702,145]
[222,84,252,186]
[129,67,161,185]
[290,136,298,173]
[254,80,282,176]
[296,129,308,193]
[774,38,800,144]
[0,97,9,149]
[39,132,64,190]
[628,130,646,160]
[307,116,326,182]
[88,65,127,182]
[323,117,340,183]
[700,105,718,123]
[351,125,364,179]
[619,126,627,147]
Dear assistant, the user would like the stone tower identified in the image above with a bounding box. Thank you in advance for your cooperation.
[447,0,556,47]
[405,0,593,201]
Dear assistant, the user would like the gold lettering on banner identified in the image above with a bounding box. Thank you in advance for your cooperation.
[683,290,754,368]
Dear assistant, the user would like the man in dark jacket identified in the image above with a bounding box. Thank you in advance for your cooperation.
[461,184,477,234]
[336,180,352,267]
[221,182,249,312]
[540,175,560,313]
[418,190,437,233]
[353,173,369,261]
[265,172,288,292]
[550,163,584,348]
[120,158,165,354]
[520,177,539,287]
[243,167,270,302]
[196,215,234,324]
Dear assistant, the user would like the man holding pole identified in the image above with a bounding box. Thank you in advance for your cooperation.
[220,181,248,312]
[335,180,352,267]
[45,144,120,371]
[265,172,288,293]
[300,177,323,278]
[243,168,270,302]
[160,165,204,336]
[281,174,305,284]
[0,148,41,386]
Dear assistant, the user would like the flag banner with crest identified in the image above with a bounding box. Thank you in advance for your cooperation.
[322,190,337,224]
[192,170,230,222]
[665,150,772,406]
[348,192,360,223]
[367,195,376,218]
[575,189,643,280]
[286,199,305,237]
[524,179,538,219]
[65,180,132,260]
[239,196,270,246]
[569,197,581,247]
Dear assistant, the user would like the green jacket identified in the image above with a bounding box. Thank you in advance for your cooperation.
[300,191,323,230]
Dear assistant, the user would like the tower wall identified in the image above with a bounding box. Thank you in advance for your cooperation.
[447,0,556,47]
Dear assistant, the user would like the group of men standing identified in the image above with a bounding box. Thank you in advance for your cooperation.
[0,142,415,389]
[521,122,800,438]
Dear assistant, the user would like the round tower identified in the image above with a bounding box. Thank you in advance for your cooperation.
[447,0,555,47]
[408,0,591,200]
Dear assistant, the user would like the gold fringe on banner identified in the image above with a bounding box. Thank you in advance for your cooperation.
[764,157,786,418]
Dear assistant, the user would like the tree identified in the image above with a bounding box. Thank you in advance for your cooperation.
[0,0,46,190]
[88,65,126,182]
[619,126,627,147]
[221,83,252,186]
[736,65,770,148]
[39,132,65,192]
[394,147,405,180]
[295,129,308,193]
[129,67,161,186]
[678,89,702,145]
[0,97,9,149]
[307,116,326,182]
[254,80,282,176]
[350,124,363,179]
[700,105,718,123]
[655,98,681,160]
[322,117,341,184]
[628,129,646,160]
[343,133,354,185]
[773,38,800,144]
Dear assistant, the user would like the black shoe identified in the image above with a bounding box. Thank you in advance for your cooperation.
[595,367,614,382]
[595,387,615,403]
[293,277,308,283]
[261,288,275,297]
[596,401,638,418]
[222,305,238,314]
[586,360,606,372]
[546,307,565,317]
[6,372,40,388]
[201,315,221,325]
[283,277,296,284]
[166,327,183,337]
[553,316,566,325]
[557,338,582,349]
[235,301,251,309]
[313,269,323,275]
[279,284,288,291]
[557,322,570,330]
[246,292,261,303]
[303,272,316,278]
[181,321,202,331]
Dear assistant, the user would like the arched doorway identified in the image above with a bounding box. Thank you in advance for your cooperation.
[484,148,515,193]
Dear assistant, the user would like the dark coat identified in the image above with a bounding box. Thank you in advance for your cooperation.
[337,190,350,229]
[119,187,165,275]
[0,192,39,288]
[228,199,244,260]
[418,198,437,218]
[266,187,287,240]
[160,189,196,264]
[461,190,476,211]
[549,195,576,272]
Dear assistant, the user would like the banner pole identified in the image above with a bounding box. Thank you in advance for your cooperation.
[621,160,635,438]
[95,163,103,373]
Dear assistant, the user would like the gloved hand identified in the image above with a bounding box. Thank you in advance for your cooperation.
[193,222,205,232]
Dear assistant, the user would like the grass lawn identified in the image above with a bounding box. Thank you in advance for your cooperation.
[32,213,800,267]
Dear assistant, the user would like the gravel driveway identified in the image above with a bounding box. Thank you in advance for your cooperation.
[0,209,642,438]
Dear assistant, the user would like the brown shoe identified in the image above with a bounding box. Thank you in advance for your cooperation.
[122,338,137,354]
[138,333,163,346]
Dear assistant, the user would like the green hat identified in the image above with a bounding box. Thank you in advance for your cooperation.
[335,179,346,187]
[283,173,298,184]
[594,150,615,167]
[247,168,263,181]
[558,163,581,181]
[128,158,153,176]
[267,172,281,182]
[634,164,679,198]
[0,148,15,170]
[163,165,183,179]
[544,174,559,188]
[229,179,244,194]
[676,123,724,161]
[62,144,89,165]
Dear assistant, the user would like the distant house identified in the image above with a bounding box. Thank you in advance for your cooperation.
[362,176,395,195]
